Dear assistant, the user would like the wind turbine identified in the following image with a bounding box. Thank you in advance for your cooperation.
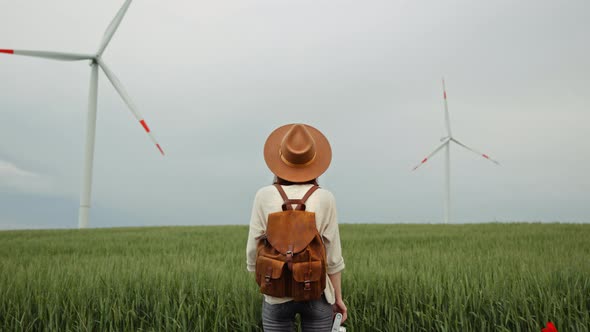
[1,0,164,229]
[412,79,499,224]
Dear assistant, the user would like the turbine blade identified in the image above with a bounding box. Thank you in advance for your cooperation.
[97,59,165,156]
[97,0,133,56]
[442,78,452,137]
[0,49,93,61]
[412,139,450,171]
[451,138,499,165]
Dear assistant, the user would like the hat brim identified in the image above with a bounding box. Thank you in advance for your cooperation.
[264,124,332,183]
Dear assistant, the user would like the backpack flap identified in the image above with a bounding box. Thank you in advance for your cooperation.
[292,261,323,283]
[266,210,317,254]
[256,255,286,280]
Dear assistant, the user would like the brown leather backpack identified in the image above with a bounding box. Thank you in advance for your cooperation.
[255,184,327,302]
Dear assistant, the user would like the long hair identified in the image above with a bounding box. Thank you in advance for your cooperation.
[273,176,318,186]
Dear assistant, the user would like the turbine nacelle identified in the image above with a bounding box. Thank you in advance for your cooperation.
[88,57,99,67]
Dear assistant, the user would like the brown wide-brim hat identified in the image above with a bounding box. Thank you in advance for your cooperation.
[264,123,332,183]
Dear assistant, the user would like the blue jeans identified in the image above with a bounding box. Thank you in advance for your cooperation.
[262,295,334,332]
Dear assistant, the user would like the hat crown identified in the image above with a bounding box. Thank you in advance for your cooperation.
[280,124,316,166]
[264,123,331,183]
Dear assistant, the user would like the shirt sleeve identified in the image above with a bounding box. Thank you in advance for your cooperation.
[246,189,266,272]
[319,191,345,275]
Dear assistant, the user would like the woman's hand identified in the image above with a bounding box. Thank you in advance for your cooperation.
[333,299,348,323]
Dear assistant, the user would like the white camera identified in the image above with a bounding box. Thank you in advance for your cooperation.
[331,313,345,332]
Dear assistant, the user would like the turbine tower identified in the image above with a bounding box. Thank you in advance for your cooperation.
[1,0,164,229]
[412,79,499,224]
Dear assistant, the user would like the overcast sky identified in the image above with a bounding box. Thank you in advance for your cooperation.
[1,0,589,229]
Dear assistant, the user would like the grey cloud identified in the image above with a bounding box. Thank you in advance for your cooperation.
[0,160,56,195]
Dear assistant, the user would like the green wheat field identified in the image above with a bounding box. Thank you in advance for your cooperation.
[1,224,589,331]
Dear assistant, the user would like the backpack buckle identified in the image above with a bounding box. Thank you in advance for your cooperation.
[265,275,271,285]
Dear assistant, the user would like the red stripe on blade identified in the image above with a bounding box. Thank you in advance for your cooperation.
[156,144,165,156]
[0,49,14,54]
[444,91,447,99]
[482,154,489,159]
[422,158,428,163]
[140,120,150,133]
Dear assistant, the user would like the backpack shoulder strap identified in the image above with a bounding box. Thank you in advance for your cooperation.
[273,184,289,202]
[274,184,294,211]
[300,185,320,205]
[273,184,320,211]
